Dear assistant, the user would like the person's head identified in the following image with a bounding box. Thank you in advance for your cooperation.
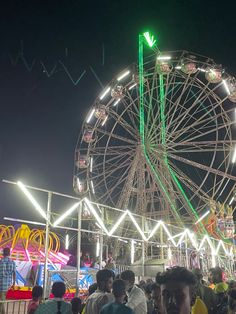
[52,281,66,298]
[3,247,10,257]
[150,283,161,305]
[228,280,236,291]
[112,279,127,302]
[192,268,203,284]
[209,267,223,284]
[88,283,98,295]
[71,297,82,314]
[96,269,114,292]
[32,285,43,301]
[120,270,135,291]
[156,267,196,314]
[144,284,152,300]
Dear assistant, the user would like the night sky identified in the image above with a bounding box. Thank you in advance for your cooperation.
[0,0,236,223]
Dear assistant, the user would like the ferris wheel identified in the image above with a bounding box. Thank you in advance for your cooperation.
[74,50,236,227]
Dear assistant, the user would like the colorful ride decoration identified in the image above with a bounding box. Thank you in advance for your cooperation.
[0,224,69,289]
[200,200,235,241]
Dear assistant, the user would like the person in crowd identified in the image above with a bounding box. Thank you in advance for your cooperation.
[84,269,114,314]
[120,270,147,314]
[150,283,161,314]
[71,297,82,314]
[209,267,228,293]
[35,281,72,313]
[0,247,16,314]
[192,268,216,314]
[156,266,196,314]
[209,267,228,313]
[228,289,236,314]
[27,285,43,314]
[81,283,98,314]
[144,284,153,314]
[100,279,134,314]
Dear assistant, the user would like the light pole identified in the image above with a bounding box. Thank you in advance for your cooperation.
[43,192,52,299]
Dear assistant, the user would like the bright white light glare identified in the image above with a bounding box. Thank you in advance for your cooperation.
[175,66,181,70]
[90,157,93,172]
[117,70,130,81]
[127,211,147,241]
[101,115,108,126]
[198,68,206,72]
[100,87,111,100]
[157,55,171,61]
[223,79,230,95]
[168,232,183,240]
[96,238,100,257]
[232,145,236,163]
[90,181,95,194]
[229,196,234,205]
[167,247,172,260]
[129,83,137,90]
[219,178,230,196]
[118,238,128,243]
[195,210,210,225]
[86,108,95,123]
[131,240,135,264]
[84,198,109,235]
[108,211,128,236]
[113,99,120,107]
[147,221,161,240]
[65,234,69,250]
[53,201,81,227]
[17,181,48,221]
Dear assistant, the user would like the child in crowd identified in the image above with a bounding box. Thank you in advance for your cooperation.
[71,297,82,314]
[27,285,43,314]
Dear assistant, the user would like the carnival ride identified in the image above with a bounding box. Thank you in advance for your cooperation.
[73,33,236,269]
[0,224,94,298]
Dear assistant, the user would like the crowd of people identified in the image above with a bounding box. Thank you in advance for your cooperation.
[1,246,236,313]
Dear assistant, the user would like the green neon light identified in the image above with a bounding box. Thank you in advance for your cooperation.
[139,35,145,146]
[159,74,166,146]
[138,32,183,225]
[143,32,156,48]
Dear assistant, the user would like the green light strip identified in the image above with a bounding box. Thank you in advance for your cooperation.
[139,35,145,146]
[159,74,166,146]
[138,34,183,225]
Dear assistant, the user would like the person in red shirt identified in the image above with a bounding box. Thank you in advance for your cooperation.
[27,285,43,314]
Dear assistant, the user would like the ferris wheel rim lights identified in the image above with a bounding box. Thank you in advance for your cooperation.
[86,108,95,123]
[223,79,231,95]
[117,70,130,81]
[232,145,236,163]
[113,99,120,106]
[99,87,111,100]
[128,83,137,90]
[157,55,171,61]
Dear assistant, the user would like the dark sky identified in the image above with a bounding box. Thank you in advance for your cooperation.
[0,0,236,222]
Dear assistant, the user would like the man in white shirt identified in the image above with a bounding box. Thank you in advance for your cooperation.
[121,270,147,314]
[85,269,114,314]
